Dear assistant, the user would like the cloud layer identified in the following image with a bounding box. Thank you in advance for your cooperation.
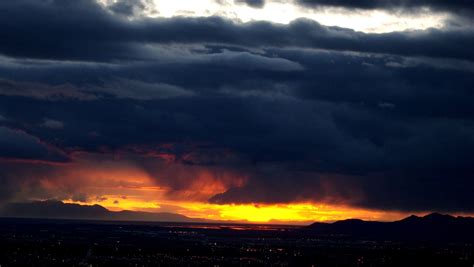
[297,0,474,13]
[0,0,473,214]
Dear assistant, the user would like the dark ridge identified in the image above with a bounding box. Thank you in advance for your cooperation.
[0,200,202,223]
[307,213,474,242]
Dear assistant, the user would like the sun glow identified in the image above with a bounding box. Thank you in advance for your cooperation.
[42,152,411,224]
[64,196,161,211]
[177,202,409,223]
[65,194,409,224]
[35,151,416,224]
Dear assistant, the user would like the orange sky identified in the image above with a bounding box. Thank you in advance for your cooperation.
[17,151,427,224]
[65,197,413,224]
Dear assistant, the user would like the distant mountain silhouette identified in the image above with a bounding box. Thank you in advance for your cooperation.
[307,213,474,241]
[0,200,203,223]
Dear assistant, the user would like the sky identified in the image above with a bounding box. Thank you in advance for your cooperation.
[0,0,474,224]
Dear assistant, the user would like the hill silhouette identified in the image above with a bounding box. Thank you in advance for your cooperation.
[0,200,203,223]
[307,213,474,241]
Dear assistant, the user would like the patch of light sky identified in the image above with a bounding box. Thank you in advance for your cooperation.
[99,0,448,33]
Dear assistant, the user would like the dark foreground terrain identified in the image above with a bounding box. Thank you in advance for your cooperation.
[0,217,473,267]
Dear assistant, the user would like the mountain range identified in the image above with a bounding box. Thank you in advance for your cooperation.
[307,213,474,241]
[2,201,474,242]
[0,200,203,223]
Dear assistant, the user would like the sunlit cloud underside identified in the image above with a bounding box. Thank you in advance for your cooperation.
[33,154,409,224]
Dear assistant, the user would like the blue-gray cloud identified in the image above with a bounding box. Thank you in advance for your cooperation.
[0,0,473,62]
[0,0,473,213]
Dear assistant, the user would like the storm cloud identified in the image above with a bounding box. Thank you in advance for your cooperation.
[235,0,265,8]
[296,0,474,13]
[1,0,474,62]
[0,127,69,163]
[0,0,474,214]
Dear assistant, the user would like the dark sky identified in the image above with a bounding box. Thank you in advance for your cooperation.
[1,0,474,219]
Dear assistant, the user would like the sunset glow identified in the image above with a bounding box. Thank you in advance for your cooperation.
[64,195,410,224]
[3,149,441,224]
[30,151,407,224]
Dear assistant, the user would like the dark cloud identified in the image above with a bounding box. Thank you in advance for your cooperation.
[0,79,96,100]
[0,127,70,163]
[235,0,265,8]
[296,0,474,15]
[0,158,80,205]
[41,118,64,129]
[93,79,195,100]
[209,118,474,212]
[0,0,473,214]
[2,83,474,212]
[0,0,474,62]
[108,0,155,16]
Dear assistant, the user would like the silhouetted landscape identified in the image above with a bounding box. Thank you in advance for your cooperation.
[307,213,474,242]
[1,212,474,266]
[0,201,203,223]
